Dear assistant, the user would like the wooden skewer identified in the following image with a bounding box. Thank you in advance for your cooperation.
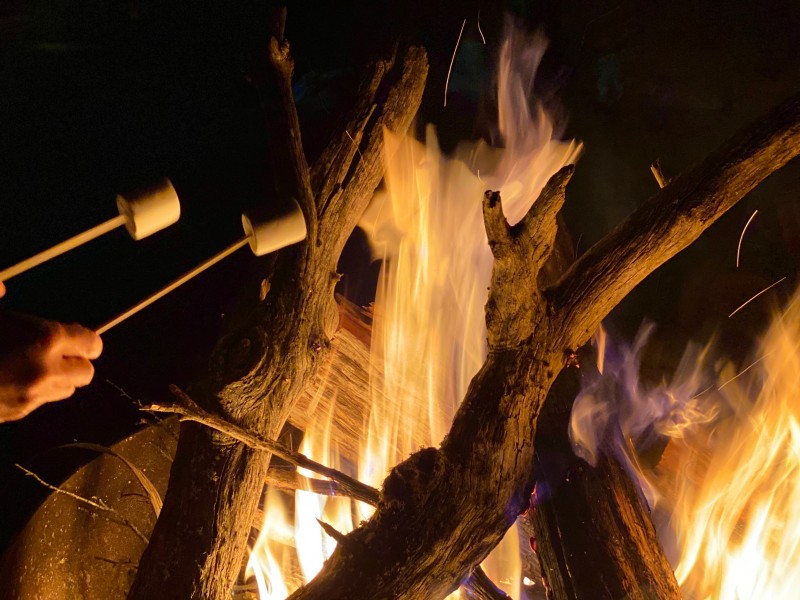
[96,237,249,334]
[0,215,127,282]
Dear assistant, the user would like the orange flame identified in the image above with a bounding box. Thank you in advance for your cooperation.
[571,289,800,600]
[248,24,580,598]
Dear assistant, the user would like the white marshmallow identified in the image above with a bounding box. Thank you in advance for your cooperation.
[117,178,181,240]
[242,198,307,256]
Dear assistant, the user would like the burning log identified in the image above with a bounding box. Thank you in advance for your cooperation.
[126,5,800,599]
[529,363,680,599]
[127,8,429,599]
[286,95,800,599]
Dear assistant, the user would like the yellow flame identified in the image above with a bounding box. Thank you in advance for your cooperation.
[571,290,800,600]
[247,488,294,598]
[248,25,580,598]
[663,291,800,600]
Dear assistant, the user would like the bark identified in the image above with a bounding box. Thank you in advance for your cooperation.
[127,10,429,598]
[129,7,800,596]
[529,363,679,600]
[288,93,800,599]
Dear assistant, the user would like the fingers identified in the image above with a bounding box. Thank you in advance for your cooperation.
[60,356,95,388]
[0,282,5,298]
[0,316,102,423]
[58,323,103,359]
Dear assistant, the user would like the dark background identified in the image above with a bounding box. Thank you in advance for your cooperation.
[0,0,798,558]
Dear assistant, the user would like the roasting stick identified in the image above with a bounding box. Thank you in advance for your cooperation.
[96,199,306,334]
[0,178,180,283]
[96,238,248,334]
[0,215,126,281]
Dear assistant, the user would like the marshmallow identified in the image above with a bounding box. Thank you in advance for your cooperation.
[117,178,181,241]
[242,198,307,256]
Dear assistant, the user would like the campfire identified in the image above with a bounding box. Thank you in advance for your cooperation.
[2,5,799,600]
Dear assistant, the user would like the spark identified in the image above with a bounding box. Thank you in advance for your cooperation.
[477,10,486,44]
[345,130,363,160]
[718,353,771,391]
[729,276,787,318]
[736,209,759,267]
[444,19,467,107]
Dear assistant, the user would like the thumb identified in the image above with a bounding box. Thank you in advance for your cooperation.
[0,281,5,299]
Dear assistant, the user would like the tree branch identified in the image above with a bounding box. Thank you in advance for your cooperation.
[290,92,800,600]
[265,466,359,499]
[316,45,429,261]
[483,166,574,350]
[146,386,381,507]
[249,6,316,235]
[549,92,800,351]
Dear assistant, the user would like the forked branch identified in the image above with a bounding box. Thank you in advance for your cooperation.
[291,92,800,600]
[549,92,800,350]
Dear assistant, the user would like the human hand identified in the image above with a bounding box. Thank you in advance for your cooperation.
[0,283,103,422]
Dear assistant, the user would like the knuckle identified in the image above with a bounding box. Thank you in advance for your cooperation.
[18,361,48,388]
[37,321,63,351]
[76,362,95,386]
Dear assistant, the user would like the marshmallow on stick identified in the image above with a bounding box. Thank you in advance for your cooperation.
[0,178,180,282]
[97,198,307,334]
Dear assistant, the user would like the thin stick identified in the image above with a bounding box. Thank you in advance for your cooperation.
[16,463,149,544]
[0,215,126,282]
[477,10,486,45]
[736,209,759,267]
[728,276,787,317]
[317,519,347,543]
[148,385,381,506]
[650,159,667,189]
[444,19,466,107]
[266,467,369,503]
[97,237,248,334]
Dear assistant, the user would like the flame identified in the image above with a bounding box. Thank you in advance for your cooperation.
[570,289,800,600]
[248,23,580,598]
[247,488,294,598]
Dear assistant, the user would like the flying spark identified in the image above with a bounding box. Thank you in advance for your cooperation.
[444,19,466,107]
[477,10,486,44]
[729,276,787,318]
[736,209,759,268]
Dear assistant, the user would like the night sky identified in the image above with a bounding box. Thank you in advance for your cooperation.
[0,0,798,555]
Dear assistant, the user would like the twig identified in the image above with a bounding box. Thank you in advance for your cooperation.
[105,378,179,441]
[266,466,371,503]
[148,386,381,506]
[444,19,466,107]
[317,518,347,543]
[477,10,486,45]
[650,159,667,188]
[16,464,149,544]
[736,209,759,267]
[728,276,786,317]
